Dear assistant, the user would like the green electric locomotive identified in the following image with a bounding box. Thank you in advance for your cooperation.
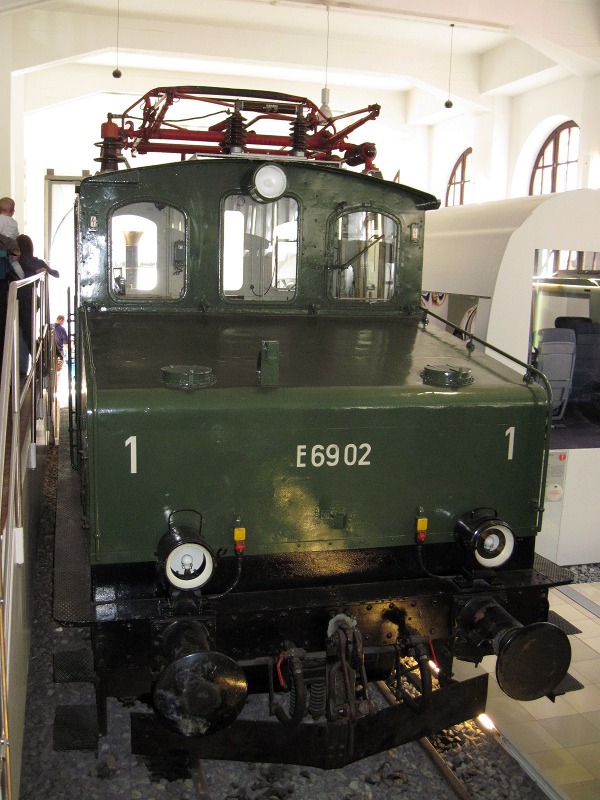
[54,87,572,768]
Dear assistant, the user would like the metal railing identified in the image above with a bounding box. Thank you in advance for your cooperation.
[0,273,57,800]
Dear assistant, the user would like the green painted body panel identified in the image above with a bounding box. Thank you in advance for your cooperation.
[83,312,546,563]
[75,157,548,567]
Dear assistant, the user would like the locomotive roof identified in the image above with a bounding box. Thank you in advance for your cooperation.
[82,156,440,211]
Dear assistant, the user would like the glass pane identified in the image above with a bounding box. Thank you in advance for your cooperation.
[329,210,397,301]
[568,251,579,270]
[535,248,555,277]
[540,144,552,168]
[557,128,575,163]
[555,163,568,193]
[566,162,578,191]
[540,165,553,194]
[111,202,185,300]
[462,177,473,205]
[569,126,580,159]
[462,152,471,182]
[222,195,298,302]
[555,250,570,271]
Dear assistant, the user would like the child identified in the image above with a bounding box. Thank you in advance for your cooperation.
[0,197,24,278]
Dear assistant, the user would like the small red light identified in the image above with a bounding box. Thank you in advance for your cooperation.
[416,531,427,543]
[559,452,567,461]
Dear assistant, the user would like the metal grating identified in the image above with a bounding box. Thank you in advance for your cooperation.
[53,705,99,751]
[53,649,96,683]
[533,553,573,584]
[53,413,92,624]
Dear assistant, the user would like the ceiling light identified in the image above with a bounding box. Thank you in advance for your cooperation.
[445,23,454,108]
[113,0,122,79]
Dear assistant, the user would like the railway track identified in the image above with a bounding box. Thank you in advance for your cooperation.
[375,680,473,800]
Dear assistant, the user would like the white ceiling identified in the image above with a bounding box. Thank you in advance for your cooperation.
[4,0,600,123]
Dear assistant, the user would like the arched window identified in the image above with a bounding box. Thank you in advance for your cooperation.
[445,148,472,207]
[529,121,579,196]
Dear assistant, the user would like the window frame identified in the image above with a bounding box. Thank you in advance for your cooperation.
[108,199,187,303]
[220,192,300,304]
[445,148,472,207]
[529,121,579,196]
[327,205,401,303]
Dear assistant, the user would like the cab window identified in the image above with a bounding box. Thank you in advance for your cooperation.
[329,210,398,301]
[222,195,298,302]
[110,202,185,300]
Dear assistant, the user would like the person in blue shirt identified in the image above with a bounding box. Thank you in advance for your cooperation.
[54,315,68,362]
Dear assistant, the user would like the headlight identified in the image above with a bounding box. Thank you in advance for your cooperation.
[454,509,515,568]
[250,164,287,201]
[156,514,215,591]
[163,541,214,590]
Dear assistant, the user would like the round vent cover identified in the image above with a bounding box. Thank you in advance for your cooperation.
[161,365,216,390]
[421,364,473,388]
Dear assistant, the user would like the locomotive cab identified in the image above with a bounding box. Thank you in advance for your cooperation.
[55,87,573,769]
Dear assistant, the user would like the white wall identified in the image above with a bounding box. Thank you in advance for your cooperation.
[538,449,600,566]
[509,76,586,197]
[429,114,475,203]
[427,72,600,206]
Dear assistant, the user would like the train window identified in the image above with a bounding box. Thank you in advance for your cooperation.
[535,248,600,275]
[222,195,298,302]
[110,202,186,300]
[531,254,600,448]
[329,210,398,301]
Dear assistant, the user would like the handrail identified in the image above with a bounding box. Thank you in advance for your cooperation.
[422,308,553,533]
[0,272,55,800]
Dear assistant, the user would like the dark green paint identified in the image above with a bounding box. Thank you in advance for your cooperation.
[76,158,548,567]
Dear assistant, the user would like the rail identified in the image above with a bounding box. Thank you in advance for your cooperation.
[422,308,553,532]
[0,273,58,800]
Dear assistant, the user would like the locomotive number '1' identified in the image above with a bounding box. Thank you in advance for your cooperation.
[296,443,371,468]
[505,426,515,461]
[125,435,137,474]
